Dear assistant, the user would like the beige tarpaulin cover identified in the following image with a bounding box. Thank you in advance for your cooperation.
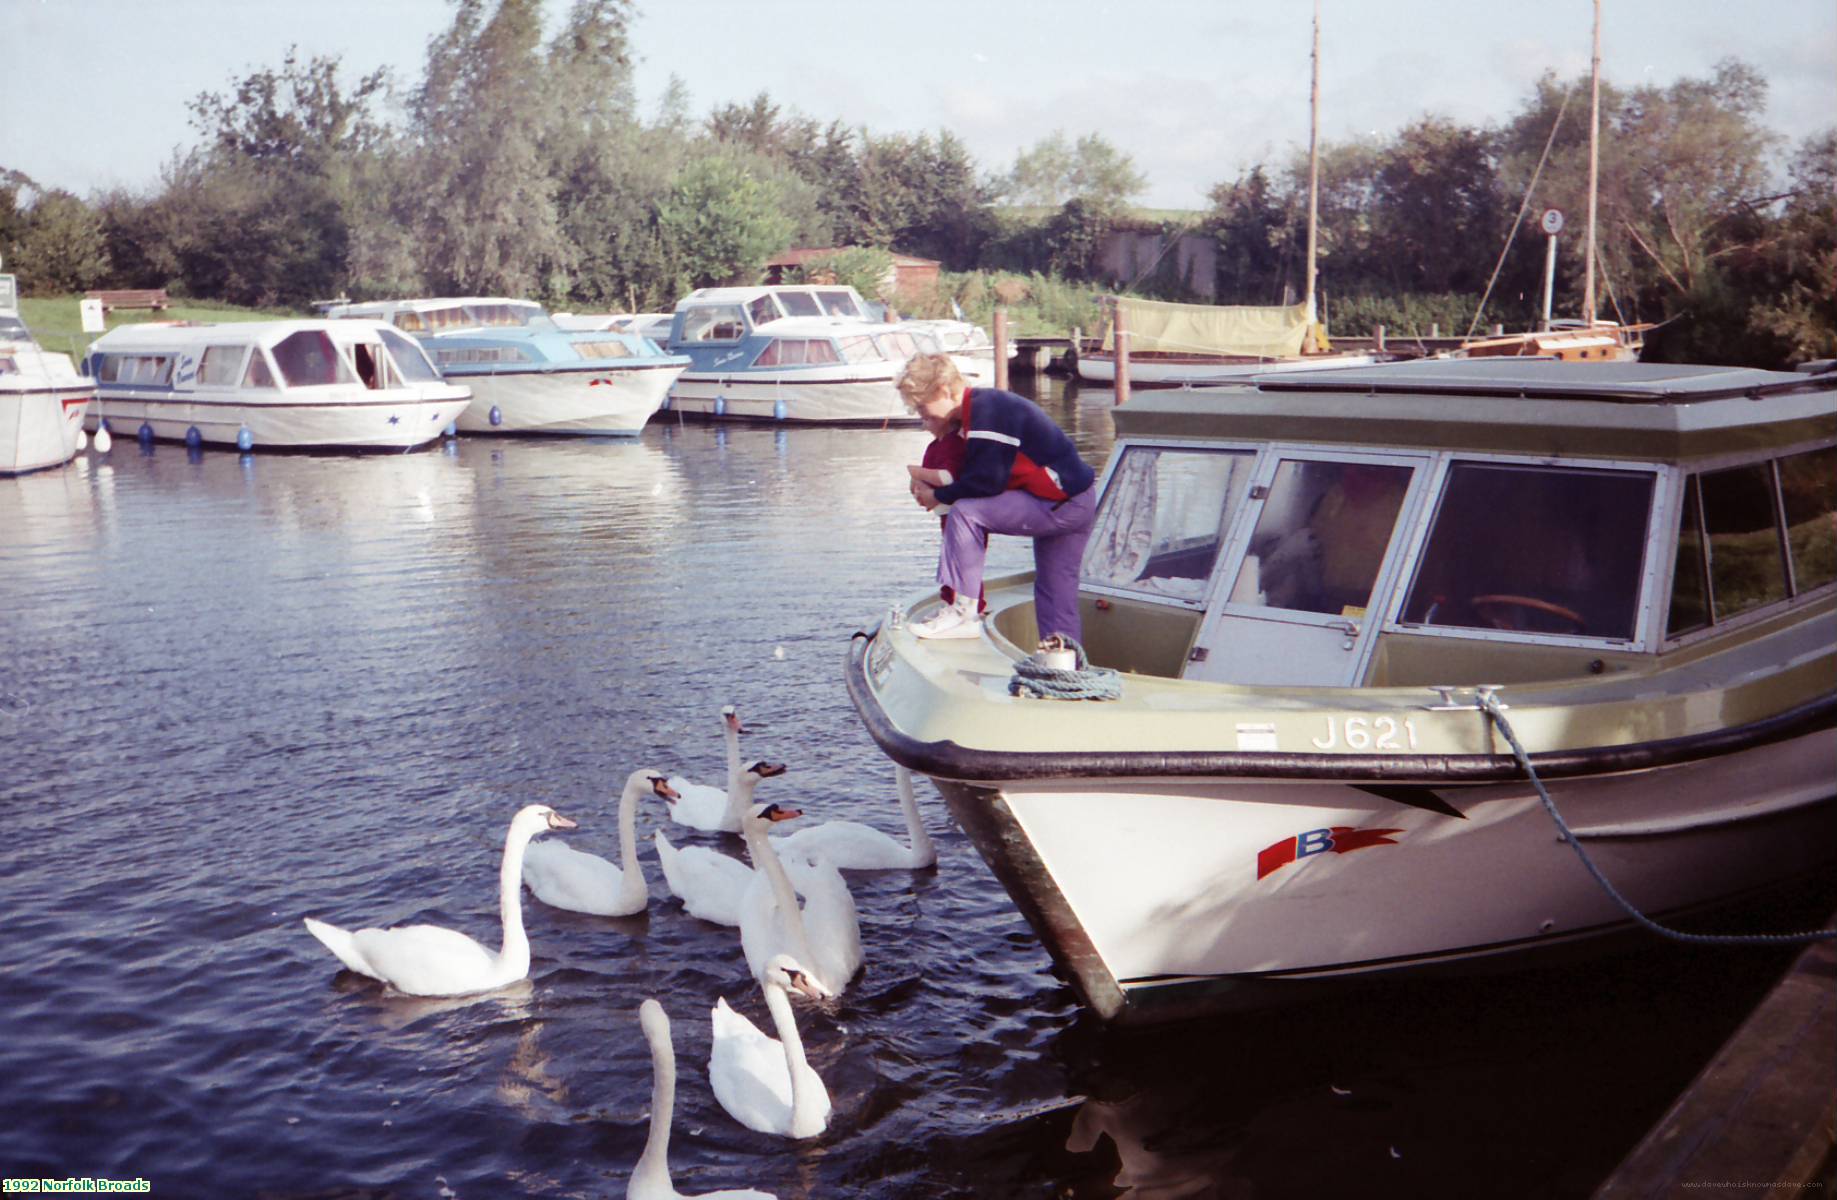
[1101,297,1330,357]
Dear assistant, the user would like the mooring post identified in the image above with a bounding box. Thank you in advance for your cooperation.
[993,307,1010,392]
[1113,298,1131,407]
[1375,324,1386,352]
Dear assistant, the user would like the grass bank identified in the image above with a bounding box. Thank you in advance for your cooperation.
[19,295,293,361]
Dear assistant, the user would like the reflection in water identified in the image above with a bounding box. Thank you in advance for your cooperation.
[1,377,1817,1199]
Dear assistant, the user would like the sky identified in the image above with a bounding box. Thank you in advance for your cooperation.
[4,0,1833,211]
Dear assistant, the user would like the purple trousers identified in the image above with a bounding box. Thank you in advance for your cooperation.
[938,488,1097,641]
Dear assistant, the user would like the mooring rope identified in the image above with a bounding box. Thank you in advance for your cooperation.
[1008,636,1123,701]
[1478,692,1836,945]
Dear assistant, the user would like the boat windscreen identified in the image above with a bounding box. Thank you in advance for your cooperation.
[378,327,442,382]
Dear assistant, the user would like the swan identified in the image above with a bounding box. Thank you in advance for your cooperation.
[738,803,862,996]
[629,999,776,1200]
[522,769,678,916]
[666,705,748,832]
[303,804,574,997]
[709,955,833,1140]
[769,764,937,870]
[655,762,792,927]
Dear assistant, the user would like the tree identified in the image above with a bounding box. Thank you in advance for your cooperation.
[1003,131,1146,212]
[188,48,388,171]
[1369,117,1505,295]
[655,155,794,293]
[13,189,110,292]
[1207,166,1290,301]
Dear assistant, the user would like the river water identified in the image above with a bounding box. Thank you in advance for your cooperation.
[0,376,1823,1198]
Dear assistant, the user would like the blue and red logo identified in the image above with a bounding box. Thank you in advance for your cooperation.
[1257,826,1403,880]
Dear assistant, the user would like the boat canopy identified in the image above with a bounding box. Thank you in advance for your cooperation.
[1102,296,1329,358]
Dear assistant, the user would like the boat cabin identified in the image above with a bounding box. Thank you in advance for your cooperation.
[1074,360,1837,688]
[85,319,446,395]
[668,285,920,372]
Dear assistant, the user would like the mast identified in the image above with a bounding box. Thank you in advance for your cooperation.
[1305,0,1321,326]
[1584,0,1601,326]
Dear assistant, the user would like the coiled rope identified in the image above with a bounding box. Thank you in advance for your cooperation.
[1008,636,1122,701]
[1478,691,1836,946]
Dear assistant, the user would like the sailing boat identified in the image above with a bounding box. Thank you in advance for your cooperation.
[1459,0,1647,362]
[1076,1,1384,388]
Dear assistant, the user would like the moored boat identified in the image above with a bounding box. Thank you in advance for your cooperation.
[329,297,688,435]
[848,358,1837,1025]
[664,285,918,424]
[83,319,471,451]
[1,273,95,476]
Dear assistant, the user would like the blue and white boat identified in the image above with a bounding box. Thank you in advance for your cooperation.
[664,285,926,424]
[83,319,470,451]
[330,298,689,436]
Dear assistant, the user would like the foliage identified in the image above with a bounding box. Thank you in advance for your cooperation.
[789,247,895,301]
[1001,131,1146,213]
[8,188,111,293]
[655,155,795,293]
[1324,292,1490,341]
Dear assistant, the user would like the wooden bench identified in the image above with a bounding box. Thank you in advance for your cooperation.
[87,288,169,312]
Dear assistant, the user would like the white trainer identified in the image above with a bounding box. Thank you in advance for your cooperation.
[911,597,983,640]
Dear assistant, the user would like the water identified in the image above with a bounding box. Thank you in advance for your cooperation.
[0,376,1820,1198]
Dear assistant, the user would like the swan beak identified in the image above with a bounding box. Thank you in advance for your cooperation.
[762,804,803,823]
[787,968,831,1000]
[652,778,681,801]
[724,710,745,734]
[755,761,787,778]
[547,812,578,831]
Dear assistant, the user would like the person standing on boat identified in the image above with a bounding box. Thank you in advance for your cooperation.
[897,353,1097,641]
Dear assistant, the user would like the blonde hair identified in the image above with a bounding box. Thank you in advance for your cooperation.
[895,352,963,410]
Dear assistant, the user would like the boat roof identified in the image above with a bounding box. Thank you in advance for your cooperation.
[1113,359,1837,461]
[329,297,542,316]
[88,319,399,352]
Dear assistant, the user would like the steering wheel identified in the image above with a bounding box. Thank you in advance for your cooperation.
[1470,593,1586,634]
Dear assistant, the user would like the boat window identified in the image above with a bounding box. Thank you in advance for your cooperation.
[780,291,823,317]
[1401,463,1653,639]
[195,345,244,386]
[1667,475,1711,637]
[1235,460,1413,619]
[1083,447,1256,602]
[97,353,174,385]
[816,290,861,318]
[678,305,746,343]
[1779,445,1837,593]
[754,339,783,367]
[377,327,442,382]
[806,339,839,364]
[349,342,386,390]
[1700,462,1789,618]
[747,295,783,327]
[839,336,883,364]
[0,354,18,376]
[392,312,427,333]
[241,350,277,389]
[573,340,633,360]
[271,330,355,387]
[430,345,533,365]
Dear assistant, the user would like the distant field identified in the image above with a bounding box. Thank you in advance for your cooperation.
[20,295,293,360]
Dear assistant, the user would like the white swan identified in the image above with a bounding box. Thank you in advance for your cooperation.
[709,955,833,1140]
[522,769,678,916]
[630,999,777,1200]
[738,803,862,996]
[666,705,748,832]
[655,762,791,927]
[303,804,574,997]
[770,764,937,870]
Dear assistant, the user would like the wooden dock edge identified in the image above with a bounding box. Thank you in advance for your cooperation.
[1593,922,1837,1197]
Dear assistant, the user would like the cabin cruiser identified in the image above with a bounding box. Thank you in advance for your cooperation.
[848,359,1837,1025]
[84,319,471,451]
[329,297,689,435]
[1077,296,1383,387]
[1,273,95,475]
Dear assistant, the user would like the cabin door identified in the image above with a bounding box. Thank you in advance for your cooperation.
[1182,450,1432,686]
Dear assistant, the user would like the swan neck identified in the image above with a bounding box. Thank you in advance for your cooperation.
[897,766,934,859]
[763,979,819,1128]
[724,719,742,793]
[618,778,646,905]
[745,818,817,967]
[498,822,533,972]
[634,1019,675,1190]
[720,752,755,828]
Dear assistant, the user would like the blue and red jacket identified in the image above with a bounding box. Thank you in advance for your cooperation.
[931,388,1094,506]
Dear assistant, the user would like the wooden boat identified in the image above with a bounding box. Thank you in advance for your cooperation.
[848,358,1837,1025]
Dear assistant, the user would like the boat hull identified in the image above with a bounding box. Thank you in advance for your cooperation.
[668,370,915,424]
[87,388,472,450]
[933,729,1836,1024]
[449,363,683,435]
[1,383,93,475]
[1076,351,1383,387]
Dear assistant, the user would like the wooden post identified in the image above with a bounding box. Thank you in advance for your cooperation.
[993,307,1010,392]
[1374,324,1386,352]
[1113,298,1131,407]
